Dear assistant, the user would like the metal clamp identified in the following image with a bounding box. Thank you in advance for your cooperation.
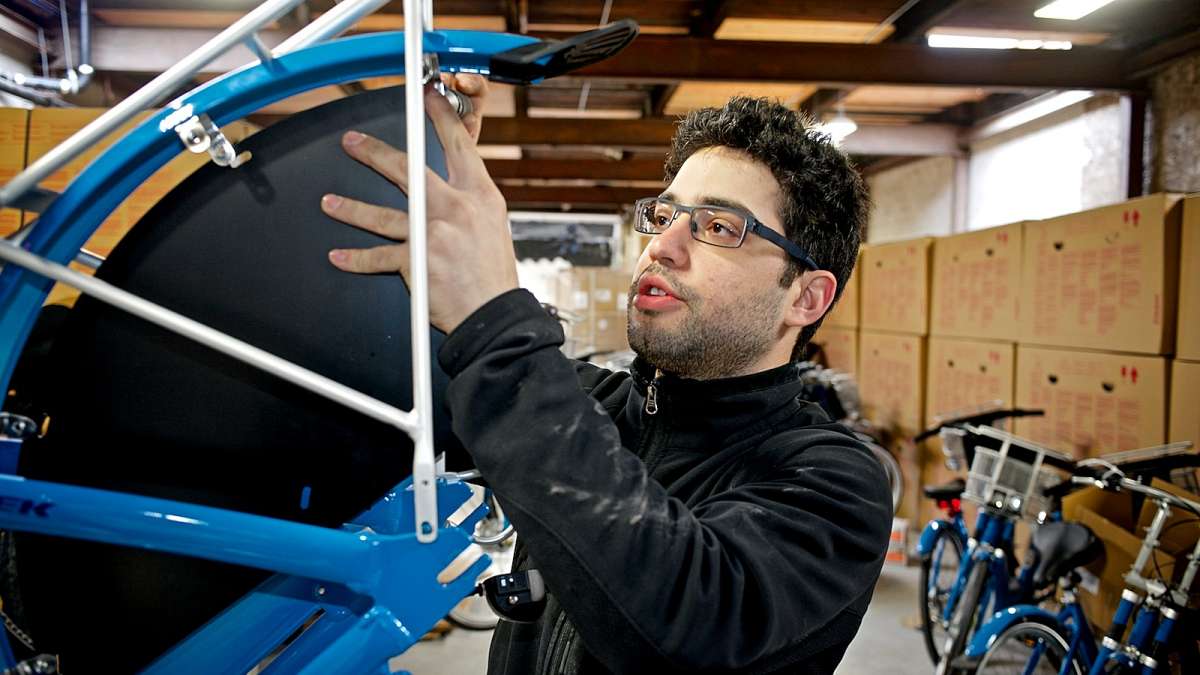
[174,113,251,168]
[422,53,474,119]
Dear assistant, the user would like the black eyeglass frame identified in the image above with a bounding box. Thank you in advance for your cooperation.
[633,197,820,270]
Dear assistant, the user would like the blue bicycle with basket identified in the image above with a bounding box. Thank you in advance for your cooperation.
[968,450,1200,674]
[916,413,1076,674]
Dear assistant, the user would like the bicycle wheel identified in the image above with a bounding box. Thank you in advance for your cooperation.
[920,527,965,665]
[936,560,989,675]
[975,620,1084,675]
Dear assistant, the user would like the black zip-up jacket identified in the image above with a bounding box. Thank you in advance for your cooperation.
[438,289,893,674]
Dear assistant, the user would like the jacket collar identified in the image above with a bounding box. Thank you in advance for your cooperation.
[626,356,825,440]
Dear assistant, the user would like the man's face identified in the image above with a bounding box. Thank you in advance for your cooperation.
[627,147,793,380]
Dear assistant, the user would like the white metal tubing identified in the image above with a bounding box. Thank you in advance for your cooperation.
[273,0,391,56]
[0,0,305,209]
[245,33,275,63]
[404,0,439,544]
[0,240,419,436]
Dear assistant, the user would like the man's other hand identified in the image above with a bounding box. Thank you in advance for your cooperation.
[321,82,518,334]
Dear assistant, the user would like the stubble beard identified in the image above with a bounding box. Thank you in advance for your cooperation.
[626,276,785,380]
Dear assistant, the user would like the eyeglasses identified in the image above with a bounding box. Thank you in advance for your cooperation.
[632,197,819,270]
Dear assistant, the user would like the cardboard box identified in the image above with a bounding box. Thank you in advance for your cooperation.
[1015,345,1167,457]
[1064,485,1183,633]
[591,268,633,314]
[824,252,860,328]
[930,222,1023,341]
[591,311,629,354]
[556,268,593,314]
[1135,478,1200,564]
[1021,194,1183,355]
[925,337,1015,427]
[0,108,27,237]
[1169,359,1200,445]
[1177,196,1200,360]
[861,238,933,335]
[858,331,926,434]
[810,326,857,375]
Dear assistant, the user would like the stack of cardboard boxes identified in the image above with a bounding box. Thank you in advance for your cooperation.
[846,193,1200,622]
[918,221,1025,526]
[0,109,25,239]
[811,260,859,376]
[1170,198,1200,448]
[1013,194,1182,457]
[857,237,933,521]
[554,267,634,356]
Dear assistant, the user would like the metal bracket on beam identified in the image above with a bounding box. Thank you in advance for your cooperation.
[173,112,252,169]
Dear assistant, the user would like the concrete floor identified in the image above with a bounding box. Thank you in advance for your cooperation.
[389,564,931,675]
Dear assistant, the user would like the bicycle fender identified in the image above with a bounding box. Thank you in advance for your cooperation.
[917,519,956,556]
[964,605,1060,658]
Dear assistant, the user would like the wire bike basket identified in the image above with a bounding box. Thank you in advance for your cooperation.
[956,426,1074,520]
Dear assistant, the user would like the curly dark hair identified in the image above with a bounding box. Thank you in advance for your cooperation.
[664,96,869,361]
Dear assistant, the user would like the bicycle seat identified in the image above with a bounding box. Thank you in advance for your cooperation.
[1030,521,1102,588]
[922,478,966,502]
[11,85,468,671]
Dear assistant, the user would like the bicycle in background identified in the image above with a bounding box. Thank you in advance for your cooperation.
[913,407,1051,667]
[915,413,1078,674]
[970,451,1200,674]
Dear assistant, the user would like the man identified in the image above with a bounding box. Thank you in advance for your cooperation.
[319,77,892,674]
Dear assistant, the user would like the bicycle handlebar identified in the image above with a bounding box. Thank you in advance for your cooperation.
[913,408,1045,442]
[1069,474,1200,517]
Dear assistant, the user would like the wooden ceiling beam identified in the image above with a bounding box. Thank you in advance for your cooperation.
[480,117,679,146]
[690,0,731,38]
[578,37,1132,90]
[75,25,1132,91]
[486,158,664,181]
[887,0,969,44]
[499,185,648,208]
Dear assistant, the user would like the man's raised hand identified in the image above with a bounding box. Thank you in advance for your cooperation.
[322,82,518,334]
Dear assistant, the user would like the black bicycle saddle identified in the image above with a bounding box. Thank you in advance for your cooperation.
[1029,521,1103,589]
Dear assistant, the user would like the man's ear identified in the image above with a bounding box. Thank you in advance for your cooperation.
[783,271,838,329]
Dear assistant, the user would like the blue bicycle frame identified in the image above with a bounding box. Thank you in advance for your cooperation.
[967,475,1200,675]
[0,473,488,674]
[917,511,970,561]
[940,510,1039,631]
[0,22,559,674]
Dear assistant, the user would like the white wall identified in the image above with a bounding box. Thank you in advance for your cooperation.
[865,155,957,243]
[864,94,1128,241]
[966,94,1125,230]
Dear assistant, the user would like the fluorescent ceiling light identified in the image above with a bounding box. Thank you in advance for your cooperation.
[928,33,1073,50]
[1034,0,1120,21]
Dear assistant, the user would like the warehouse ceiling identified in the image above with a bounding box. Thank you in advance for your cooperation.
[1,0,1198,211]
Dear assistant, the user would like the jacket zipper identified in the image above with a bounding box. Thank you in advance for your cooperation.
[641,369,669,475]
[644,369,661,415]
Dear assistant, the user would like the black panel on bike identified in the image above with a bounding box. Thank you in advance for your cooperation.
[12,85,468,671]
